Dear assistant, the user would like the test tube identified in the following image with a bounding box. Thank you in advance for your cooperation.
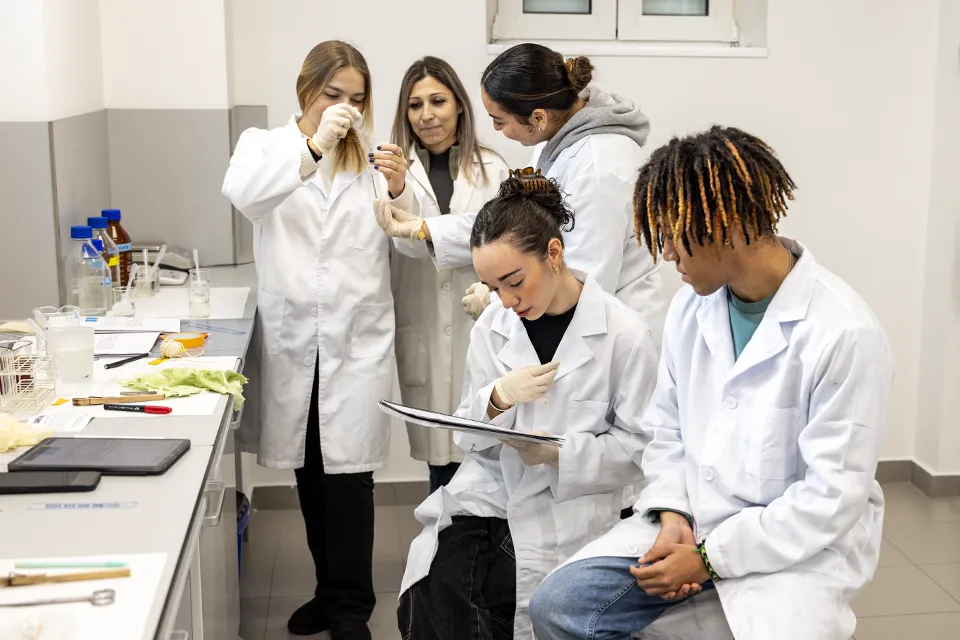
[355,121,381,200]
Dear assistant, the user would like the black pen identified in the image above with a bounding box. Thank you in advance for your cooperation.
[103,353,151,370]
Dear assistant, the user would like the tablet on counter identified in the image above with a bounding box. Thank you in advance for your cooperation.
[7,437,191,476]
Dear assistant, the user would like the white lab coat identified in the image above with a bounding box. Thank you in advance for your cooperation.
[423,134,665,344]
[562,239,892,640]
[222,115,403,472]
[392,148,510,465]
[400,274,659,638]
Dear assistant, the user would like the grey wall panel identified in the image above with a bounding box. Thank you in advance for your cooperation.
[0,123,61,318]
[228,105,266,265]
[106,109,234,267]
[50,110,111,299]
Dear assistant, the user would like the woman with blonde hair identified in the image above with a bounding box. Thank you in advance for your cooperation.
[222,40,414,640]
[385,56,509,492]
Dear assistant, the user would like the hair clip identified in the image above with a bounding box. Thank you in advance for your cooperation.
[510,167,550,192]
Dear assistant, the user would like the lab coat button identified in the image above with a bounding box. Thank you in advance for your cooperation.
[444,326,452,336]
[626,542,641,556]
[702,467,715,482]
[303,357,313,367]
[511,509,521,517]
[724,396,738,410]
[538,398,550,409]
[310,307,318,317]
[442,282,451,291]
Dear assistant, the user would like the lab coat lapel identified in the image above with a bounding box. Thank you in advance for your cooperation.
[408,154,437,207]
[553,274,605,381]
[449,158,483,214]
[492,309,540,372]
[696,291,736,375]
[726,238,816,382]
[328,168,363,209]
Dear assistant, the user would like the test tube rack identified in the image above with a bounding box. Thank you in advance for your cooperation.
[0,337,55,419]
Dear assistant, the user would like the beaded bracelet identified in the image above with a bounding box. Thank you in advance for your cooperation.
[696,542,722,582]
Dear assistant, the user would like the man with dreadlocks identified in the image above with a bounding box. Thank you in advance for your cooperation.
[528,126,892,640]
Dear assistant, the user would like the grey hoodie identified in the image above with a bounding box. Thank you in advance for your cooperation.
[536,86,650,175]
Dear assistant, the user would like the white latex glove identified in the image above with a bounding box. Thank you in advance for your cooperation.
[493,361,560,407]
[311,103,361,156]
[374,199,424,239]
[462,282,491,321]
[503,432,560,467]
[0,413,50,453]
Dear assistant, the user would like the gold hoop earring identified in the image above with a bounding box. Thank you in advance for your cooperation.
[553,264,561,275]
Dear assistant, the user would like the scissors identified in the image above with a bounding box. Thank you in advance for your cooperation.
[0,588,115,608]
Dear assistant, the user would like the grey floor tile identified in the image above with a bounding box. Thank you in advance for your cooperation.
[265,597,331,639]
[877,538,912,567]
[394,482,429,506]
[370,592,402,640]
[240,597,270,640]
[241,510,288,599]
[882,482,960,524]
[854,612,960,639]
[396,508,421,571]
[882,519,960,565]
[919,563,960,602]
[374,506,407,593]
[853,565,960,617]
[271,540,317,598]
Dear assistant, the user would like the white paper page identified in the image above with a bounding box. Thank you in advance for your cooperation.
[27,413,93,433]
[133,287,250,320]
[82,316,180,333]
[93,332,160,356]
[379,400,565,447]
[0,553,168,640]
[42,356,240,419]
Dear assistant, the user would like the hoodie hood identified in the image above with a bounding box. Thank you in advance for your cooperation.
[535,86,650,175]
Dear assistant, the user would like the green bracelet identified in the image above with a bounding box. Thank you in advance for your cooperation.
[696,542,722,582]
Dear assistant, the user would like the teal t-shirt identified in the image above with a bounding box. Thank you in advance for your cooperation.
[728,286,775,359]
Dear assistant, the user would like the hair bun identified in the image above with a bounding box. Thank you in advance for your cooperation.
[496,168,575,232]
[564,56,594,93]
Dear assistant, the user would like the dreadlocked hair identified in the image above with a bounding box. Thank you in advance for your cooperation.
[633,126,796,262]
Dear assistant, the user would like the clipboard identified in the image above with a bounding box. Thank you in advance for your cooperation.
[379,400,565,447]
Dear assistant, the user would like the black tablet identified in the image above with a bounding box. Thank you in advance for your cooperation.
[8,437,191,476]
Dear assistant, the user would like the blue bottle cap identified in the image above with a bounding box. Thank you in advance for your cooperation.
[88,216,109,229]
[92,239,104,251]
[71,226,93,239]
[102,209,121,221]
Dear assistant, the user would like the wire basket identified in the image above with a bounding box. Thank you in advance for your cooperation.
[0,336,55,419]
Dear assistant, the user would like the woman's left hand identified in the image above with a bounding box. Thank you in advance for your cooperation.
[503,431,559,467]
[370,143,407,197]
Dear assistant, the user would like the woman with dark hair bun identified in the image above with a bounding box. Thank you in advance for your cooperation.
[396,171,660,639]
[375,43,665,344]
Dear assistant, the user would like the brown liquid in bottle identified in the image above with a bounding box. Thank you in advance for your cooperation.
[102,209,133,286]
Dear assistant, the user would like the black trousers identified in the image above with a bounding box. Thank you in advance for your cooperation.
[294,366,376,623]
[398,516,516,640]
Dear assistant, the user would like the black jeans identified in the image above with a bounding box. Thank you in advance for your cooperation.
[294,366,376,624]
[398,516,516,640]
[428,462,461,493]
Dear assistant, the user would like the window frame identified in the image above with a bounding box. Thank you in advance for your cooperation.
[617,0,738,43]
[492,0,617,41]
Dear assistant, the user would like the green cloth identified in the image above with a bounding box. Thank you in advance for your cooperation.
[727,286,775,360]
[119,368,248,408]
[414,142,460,180]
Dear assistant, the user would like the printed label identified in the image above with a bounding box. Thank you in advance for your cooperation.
[30,502,138,510]
[117,243,133,252]
[108,257,120,267]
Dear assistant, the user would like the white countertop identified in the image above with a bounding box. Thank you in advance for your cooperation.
[0,264,258,639]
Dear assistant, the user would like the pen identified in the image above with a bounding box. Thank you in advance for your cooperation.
[14,561,129,570]
[103,353,151,370]
[103,404,172,415]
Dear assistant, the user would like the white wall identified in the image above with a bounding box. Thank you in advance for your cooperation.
[914,0,960,474]
[230,0,947,471]
[42,0,104,120]
[0,2,54,121]
[99,0,231,109]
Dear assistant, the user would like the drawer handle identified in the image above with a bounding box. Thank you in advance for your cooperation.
[168,632,189,640]
[230,405,244,430]
[203,481,226,527]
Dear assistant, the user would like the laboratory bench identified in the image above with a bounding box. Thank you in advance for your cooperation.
[0,264,259,640]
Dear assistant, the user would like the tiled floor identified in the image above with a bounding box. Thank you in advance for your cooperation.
[239,482,960,639]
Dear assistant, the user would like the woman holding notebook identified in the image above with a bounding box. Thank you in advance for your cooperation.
[394,171,660,640]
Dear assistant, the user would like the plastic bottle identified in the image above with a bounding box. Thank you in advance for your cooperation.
[88,216,120,287]
[102,208,133,287]
[68,226,109,316]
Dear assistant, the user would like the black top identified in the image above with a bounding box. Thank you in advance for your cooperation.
[522,304,577,364]
[428,149,455,214]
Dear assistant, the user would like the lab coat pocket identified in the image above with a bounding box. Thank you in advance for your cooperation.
[257,289,286,356]
[396,325,428,387]
[566,399,611,435]
[744,407,801,480]
[349,301,395,359]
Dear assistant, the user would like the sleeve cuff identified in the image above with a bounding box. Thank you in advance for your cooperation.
[389,182,416,211]
[299,141,320,181]
[646,509,694,529]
